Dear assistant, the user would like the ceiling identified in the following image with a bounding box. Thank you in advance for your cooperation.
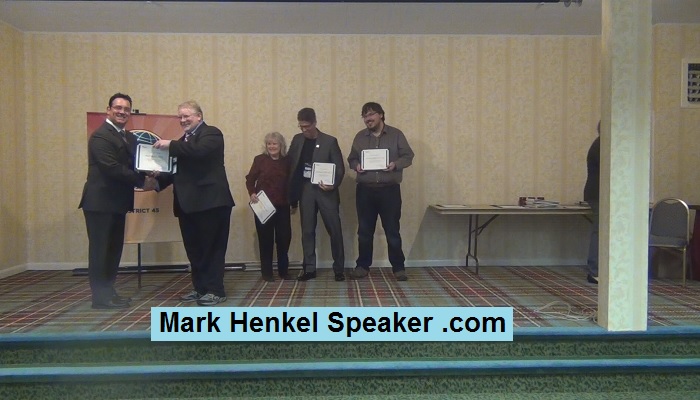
[1,1,699,36]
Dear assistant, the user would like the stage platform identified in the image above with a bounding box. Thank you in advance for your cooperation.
[1,266,700,398]
[0,266,699,333]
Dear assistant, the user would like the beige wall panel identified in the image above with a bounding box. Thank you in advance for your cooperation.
[506,37,538,201]
[653,109,683,198]
[564,38,601,203]
[680,110,700,203]
[301,36,334,125]
[333,35,368,135]
[535,37,567,200]
[392,36,426,247]
[238,35,281,262]
[448,37,479,204]
[683,26,700,55]
[393,35,423,215]
[653,25,700,204]
[653,25,681,110]
[182,35,217,117]
[358,35,393,114]
[11,31,606,268]
[274,36,307,133]
[63,35,99,260]
[0,21,26,272]
[423,36,451,206]
[479,36,509,204]
[679,26,700,205]
[1,22,698,271]
[92,35,130,106]
[124,35,158,112]
[152,35,186,115]
[26,34,71,262]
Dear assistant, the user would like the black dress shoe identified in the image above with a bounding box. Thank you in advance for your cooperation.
[335,273,345,282]
[297,271,316,281]
[92,300,130,309]
[262,275,275,282]
[279,274,292,280]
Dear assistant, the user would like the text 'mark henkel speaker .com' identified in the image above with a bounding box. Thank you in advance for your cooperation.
[152,307,513,342]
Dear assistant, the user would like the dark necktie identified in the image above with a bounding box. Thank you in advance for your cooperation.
[120,130,127,143]
[184,131,194,142]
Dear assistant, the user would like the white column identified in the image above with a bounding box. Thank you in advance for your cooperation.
[599,0,652,330]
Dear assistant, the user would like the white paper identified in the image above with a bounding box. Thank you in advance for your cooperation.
[311,162,336,185]
[249,190,276,224]
[136,144,174,173]
[361,149,389,170]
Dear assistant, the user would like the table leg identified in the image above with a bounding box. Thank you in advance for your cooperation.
[137,243,142,289]
[466,215,480,274]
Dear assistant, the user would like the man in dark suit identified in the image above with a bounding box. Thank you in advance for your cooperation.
[288,108,346,282]
[79,93,156,309]
[153,101,234,306]
[584,121,601,285]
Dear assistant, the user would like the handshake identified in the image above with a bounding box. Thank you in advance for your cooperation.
[140,173,159,192]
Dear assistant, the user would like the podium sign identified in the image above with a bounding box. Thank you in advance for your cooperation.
[86,112,182,244]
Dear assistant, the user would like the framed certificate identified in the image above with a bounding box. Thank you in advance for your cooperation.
[136,144,174,173]
[311,162,336,185]
[361,149,389,170]
[249,190,276,224]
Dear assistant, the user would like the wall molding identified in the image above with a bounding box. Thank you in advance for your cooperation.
[14,258,586,275]
[0,264,26,279]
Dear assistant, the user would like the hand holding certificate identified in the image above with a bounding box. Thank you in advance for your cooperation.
[249,190,276,224]
[361,149,389,171]
[136,144,174,173]
[311,162,336,185]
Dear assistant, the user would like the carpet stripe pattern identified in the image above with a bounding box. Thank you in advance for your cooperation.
[0,267,698,333]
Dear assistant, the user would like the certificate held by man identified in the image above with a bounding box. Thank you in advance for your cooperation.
[361,149,389,171]
[136,144,174,173]
[311,162,336,185]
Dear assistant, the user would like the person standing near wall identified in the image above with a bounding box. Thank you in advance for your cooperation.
[153,101,234,306]
[79,93,157,309]
[347,102,414,281]
[246,132,292,282]
[288,108,346,282]
[584,121,601,284]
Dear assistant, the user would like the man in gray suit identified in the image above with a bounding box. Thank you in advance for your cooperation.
[288,108,346,282]
[79,93,156,309]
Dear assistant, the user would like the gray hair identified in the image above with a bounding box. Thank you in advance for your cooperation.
[178,100,203,118]
[263,131,287,157]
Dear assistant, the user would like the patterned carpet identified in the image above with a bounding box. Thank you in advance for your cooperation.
[0,266,698,333]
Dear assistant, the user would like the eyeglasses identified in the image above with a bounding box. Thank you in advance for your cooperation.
[111,105,132,114]
[298,123,314,130]
[361,111,378,119]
